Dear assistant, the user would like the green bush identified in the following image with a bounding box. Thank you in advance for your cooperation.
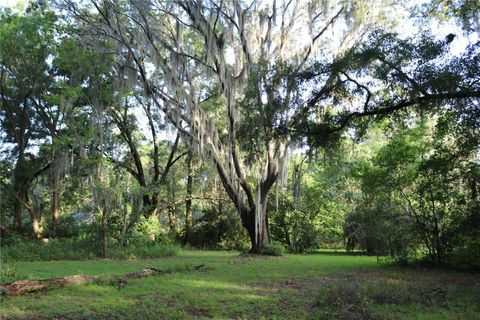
[41,216,82,239]
[107,242,179,259]
[344,206,415,261]
[0,237,97,262]
[260,241,285,256]
[188,207,249,250]
[0,237,179,262]
[444,234,480,270]
[130,216,164,244]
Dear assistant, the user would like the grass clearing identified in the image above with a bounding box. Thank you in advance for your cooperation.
[1,250,479,319]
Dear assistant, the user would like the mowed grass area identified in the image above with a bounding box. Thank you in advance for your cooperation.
[1,250,479,319]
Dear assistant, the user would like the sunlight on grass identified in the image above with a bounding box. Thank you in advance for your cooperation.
[1,251,478,320]
[172,278,251,292]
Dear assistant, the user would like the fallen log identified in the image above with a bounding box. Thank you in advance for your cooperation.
[0,268,160,297]
[124,267,160,279]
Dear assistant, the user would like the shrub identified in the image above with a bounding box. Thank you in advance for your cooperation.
[188,207,249,250]
[42,215,82,239]
[130,215,164,244]
[445,234,480,271]
[107,242,179,259]
[0,237,179,262]
[344,206,415,260]
[260,241,285,256]
[0,237,97,262]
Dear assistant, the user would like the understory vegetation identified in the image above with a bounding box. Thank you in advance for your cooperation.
[0,236,179,262]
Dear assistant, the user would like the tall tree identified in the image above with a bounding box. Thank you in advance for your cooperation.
[62,0,384,252]
[0,5,58,235]
[102,96,186,217]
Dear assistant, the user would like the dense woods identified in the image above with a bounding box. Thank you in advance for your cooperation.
[1,0,479,270]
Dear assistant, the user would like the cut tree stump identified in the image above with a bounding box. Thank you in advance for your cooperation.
[0,268,161,297]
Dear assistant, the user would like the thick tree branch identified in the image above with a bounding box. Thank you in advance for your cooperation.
[306,90,480,138]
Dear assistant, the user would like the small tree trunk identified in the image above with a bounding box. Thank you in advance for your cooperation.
[51,171,59,236]
[100,206,108,258]
[12,156,27,233]
[13,200,23,233]
[218,185,224,217]
[168,206,177,232]
[142,194,154,217]
[151,192,159,216]
[185,152,193,243]
[167,181,177,233]
[120,202,129,246]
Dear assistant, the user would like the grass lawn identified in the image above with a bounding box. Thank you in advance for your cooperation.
[1,250,479,319]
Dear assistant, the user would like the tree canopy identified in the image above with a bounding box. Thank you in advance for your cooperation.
[0,0,478,266]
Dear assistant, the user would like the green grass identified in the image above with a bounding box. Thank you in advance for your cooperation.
[1,250,479,319]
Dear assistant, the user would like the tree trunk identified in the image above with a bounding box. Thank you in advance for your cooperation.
[247,143,284,253]
[241,208,258,253]
[120,202,129,246]
[167,206,177,232]
[150,193,159,216]
[185,152,193,243]
[13,200,23,233]
[254,187,269,252]
[12,154,52,237]
[237,202,269,254]
[215,143,283,253]
[142,194,154,217]
[51,170,59,236]
[100,206,108,258]
[26,193,41,239]
[167,180,177,233]
[218,184,224,217]
[12,156,27,233]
